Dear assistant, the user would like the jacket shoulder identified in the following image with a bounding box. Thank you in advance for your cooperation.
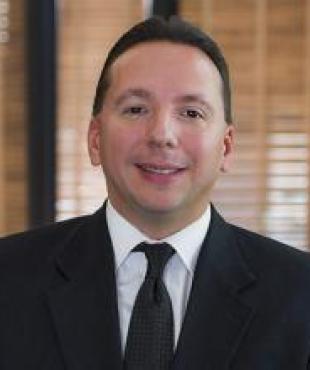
[0,215,90,258]
[0,215,95,295]
[230,223,310,280]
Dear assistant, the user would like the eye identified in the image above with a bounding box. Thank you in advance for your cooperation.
[186,109,203,118]
[122,105,148,117]
[180,108,205,120]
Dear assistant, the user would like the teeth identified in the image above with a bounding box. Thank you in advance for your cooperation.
[141,166,178,174]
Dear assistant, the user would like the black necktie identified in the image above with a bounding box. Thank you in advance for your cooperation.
[124,242,175,370]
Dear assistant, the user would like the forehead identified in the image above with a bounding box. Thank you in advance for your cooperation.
[107,41,223,96]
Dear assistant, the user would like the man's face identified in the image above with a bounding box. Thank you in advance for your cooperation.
[88,41,234,230]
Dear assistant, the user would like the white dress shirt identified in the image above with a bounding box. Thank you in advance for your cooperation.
[106,201,211,352]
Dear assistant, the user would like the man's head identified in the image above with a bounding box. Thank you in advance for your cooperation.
[88,17,234,238]
[92,17,232,124]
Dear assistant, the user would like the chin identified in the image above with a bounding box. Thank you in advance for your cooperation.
[134,198,186,216]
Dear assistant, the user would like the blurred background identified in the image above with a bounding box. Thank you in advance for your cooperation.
[0,0,309,250]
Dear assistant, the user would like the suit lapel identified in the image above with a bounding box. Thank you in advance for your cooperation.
[173,207,257,370]
[45,206,123,370]
[44,204,257,370]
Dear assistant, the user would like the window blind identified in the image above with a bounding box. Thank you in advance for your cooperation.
[181,0,310,250]
[57,0,310,250]
[56,1,143,220]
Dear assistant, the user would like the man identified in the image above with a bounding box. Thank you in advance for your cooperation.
[1,17,310,370]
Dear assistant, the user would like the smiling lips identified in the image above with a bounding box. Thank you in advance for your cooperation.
[136,163,187,176]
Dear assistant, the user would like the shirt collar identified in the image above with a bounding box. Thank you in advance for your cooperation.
[106,200,211,275]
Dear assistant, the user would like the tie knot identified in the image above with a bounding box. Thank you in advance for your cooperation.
[134,242,175,279]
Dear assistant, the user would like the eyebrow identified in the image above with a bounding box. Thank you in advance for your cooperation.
[113,88,152,108]
[176,94,213,110]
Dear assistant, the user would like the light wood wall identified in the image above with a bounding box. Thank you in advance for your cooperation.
[0,4,5,233]
[0,0,28,236]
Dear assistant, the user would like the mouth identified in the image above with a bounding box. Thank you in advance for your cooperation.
[135,163,186,175]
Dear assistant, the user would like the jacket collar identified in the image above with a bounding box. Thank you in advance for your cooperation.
[173,206,257,370]
[46,205,123,370]
[46,204,257,370]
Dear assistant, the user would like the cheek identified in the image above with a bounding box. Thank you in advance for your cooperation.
[187,135,224,172]
[100,126,141,167]
[184,133,211,159]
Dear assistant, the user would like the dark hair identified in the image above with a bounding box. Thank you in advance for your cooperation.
[92,17,232,123]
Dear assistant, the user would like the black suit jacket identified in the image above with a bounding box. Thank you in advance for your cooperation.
[1,205,310,369]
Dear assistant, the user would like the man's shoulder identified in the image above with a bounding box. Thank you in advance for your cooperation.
[230,222,308,256]
[0,215,96,292]
[0,214,91,258]
[229,222,310,280]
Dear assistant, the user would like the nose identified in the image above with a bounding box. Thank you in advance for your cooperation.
[147,111,179,148]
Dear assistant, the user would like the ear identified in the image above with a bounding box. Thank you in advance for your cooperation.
[87,117,102,166]
[220,124,235,173]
